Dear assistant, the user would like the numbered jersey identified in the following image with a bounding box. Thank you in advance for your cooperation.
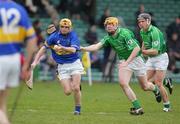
[0,1,36,55]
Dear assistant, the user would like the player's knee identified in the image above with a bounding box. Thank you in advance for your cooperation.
[73,86,80,93]
[64,90,72,96]
[119,82,128,88]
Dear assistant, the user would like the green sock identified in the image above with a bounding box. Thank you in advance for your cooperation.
[132,100,141,109]
[153,85,158,93]
[163,79,166,85]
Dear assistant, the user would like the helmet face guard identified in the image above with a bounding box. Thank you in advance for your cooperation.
[59,18,72,34]
[137,13,151,29]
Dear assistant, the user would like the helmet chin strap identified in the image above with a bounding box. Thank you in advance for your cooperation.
[145,19,151,31]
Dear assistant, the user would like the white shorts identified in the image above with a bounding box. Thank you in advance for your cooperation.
[119,56,146,77]
[146,53,169,70]
[57,59,84,80]
[0,53,21,90]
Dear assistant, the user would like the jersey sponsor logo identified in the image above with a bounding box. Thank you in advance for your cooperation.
[127,40,133,45]
[153,40,159,46]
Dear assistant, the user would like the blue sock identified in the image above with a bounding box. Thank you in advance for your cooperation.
[75,105,81,113]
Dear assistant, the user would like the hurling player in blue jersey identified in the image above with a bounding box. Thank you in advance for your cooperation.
[31,18,84,115]
[0,0,37,123]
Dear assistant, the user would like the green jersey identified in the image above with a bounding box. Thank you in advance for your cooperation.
[140,25,167,56]
[100,28,140,60]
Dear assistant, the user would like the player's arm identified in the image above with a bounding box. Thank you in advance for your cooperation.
[141,41,158,55]
[22,36,37,72]
[120,46,140,67]
[141,42,145,50]
[142,49,158,56]
[122,33,140,66]
[142,30,160,56]
[20,7,38,80]
[126,46,140,64]
[80,42,103,52]
[53,45,76,53]
[31,45,47,69]
[53,32,81,53]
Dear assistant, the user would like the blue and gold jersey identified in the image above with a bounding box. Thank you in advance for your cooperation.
[0,0,36,55]
[45,31,80,64]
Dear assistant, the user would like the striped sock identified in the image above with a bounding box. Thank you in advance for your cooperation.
[153,85,158,94]
[163,101,170,108]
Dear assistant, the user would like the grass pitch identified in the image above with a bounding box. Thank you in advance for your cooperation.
[8,81,180,124]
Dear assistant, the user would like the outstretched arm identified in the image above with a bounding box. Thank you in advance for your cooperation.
[31,46,47,69]
[80,42,103,52]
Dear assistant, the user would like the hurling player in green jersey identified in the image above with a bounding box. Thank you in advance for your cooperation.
[138,13,171,112]
[81,17,162,115]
